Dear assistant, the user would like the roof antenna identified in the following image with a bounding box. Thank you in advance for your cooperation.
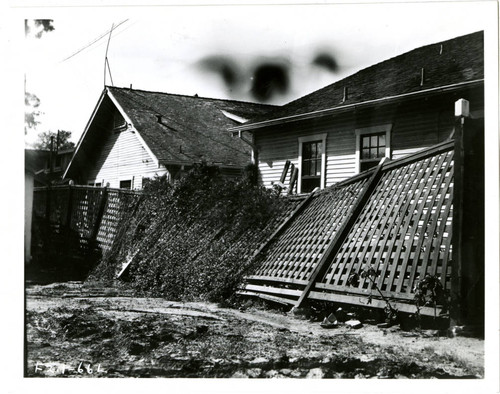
[104,23,115,87]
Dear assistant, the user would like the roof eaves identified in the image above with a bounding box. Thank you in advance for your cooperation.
[63,88,108,179]
[230,79,484,134]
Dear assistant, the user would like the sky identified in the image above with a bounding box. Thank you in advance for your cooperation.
[20,2,495,147]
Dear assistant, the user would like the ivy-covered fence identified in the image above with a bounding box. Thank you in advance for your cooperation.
[89,165,304,302]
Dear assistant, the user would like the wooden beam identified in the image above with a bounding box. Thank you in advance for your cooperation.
[244,284,303,298]
[294,159,386,308]
[382,140,454,171]
[280,160,291,184]
[308,291,443,317]
[450,111,484,326]
[236,290,296,305]
[288,165,298,195]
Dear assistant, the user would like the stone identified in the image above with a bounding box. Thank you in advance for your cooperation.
[320,313,338,329]
[306,368,325,379]
[265,369,280,378]
[246,368,262,378]
[279,368,292,376]
[250,357,269,365]
[231,371,249,378]
[345,319,363,329]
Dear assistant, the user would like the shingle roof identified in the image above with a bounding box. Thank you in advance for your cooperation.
[244,31,483,127]
[108,87,276,167]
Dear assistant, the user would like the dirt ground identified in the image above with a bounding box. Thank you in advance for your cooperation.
[25,282,484,378]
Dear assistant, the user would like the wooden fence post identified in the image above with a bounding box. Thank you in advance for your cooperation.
[65,185,73,228]
[450,99,485,327]
[295,159,387,309]
[45,185,51,222]
[91,186,109,243]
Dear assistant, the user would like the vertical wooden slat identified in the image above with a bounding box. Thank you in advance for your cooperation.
[402,153,450,293]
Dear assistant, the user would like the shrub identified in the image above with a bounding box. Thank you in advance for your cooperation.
[90,164,294,302]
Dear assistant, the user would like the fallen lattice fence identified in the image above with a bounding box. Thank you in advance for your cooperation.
[240,116,484,325]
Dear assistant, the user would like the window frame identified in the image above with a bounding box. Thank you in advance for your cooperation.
[297,133,327,194]
[119,178,133,190]
[355,124,392,174]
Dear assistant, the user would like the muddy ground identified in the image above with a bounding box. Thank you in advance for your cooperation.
[25,282,483,379]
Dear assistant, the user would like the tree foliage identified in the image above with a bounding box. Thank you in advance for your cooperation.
[33,130,75,151]
[25,92,41,134]
[25,19,55,38]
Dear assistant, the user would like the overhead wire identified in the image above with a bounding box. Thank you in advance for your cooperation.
[59,19,129,63]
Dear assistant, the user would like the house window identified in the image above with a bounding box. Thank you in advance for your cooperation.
[120,179,132,189]
[298,134,327,194]
[301,141,322,193]
[360,133,386,171]
[355,124,392,174]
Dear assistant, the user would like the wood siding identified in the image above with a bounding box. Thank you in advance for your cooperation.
[86,127,168,189]
[255,91,483,191]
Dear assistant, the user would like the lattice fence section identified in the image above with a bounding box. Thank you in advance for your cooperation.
[248,176,370,286]
[97,190,142,253]
[32,186,142,259]
[312,147,454,301]
[69,187,105,240]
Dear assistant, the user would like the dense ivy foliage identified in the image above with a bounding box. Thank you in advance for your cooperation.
[90,164,294,302]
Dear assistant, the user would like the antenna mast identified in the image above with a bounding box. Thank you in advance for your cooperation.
[104,23,115,87]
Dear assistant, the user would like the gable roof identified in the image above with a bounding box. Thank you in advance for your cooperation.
[107,86,276,167]
[236,31,483,131]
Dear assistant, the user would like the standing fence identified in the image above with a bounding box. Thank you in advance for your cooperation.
[31,185,142,277]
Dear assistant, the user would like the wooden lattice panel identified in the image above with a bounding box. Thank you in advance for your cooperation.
[97,190,141,253]
[70,187,104,239]
[313,147,454,301]
[251,177,369,284]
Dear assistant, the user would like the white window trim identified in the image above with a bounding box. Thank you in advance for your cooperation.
[297,133,327,194]
[355,124,392,174]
